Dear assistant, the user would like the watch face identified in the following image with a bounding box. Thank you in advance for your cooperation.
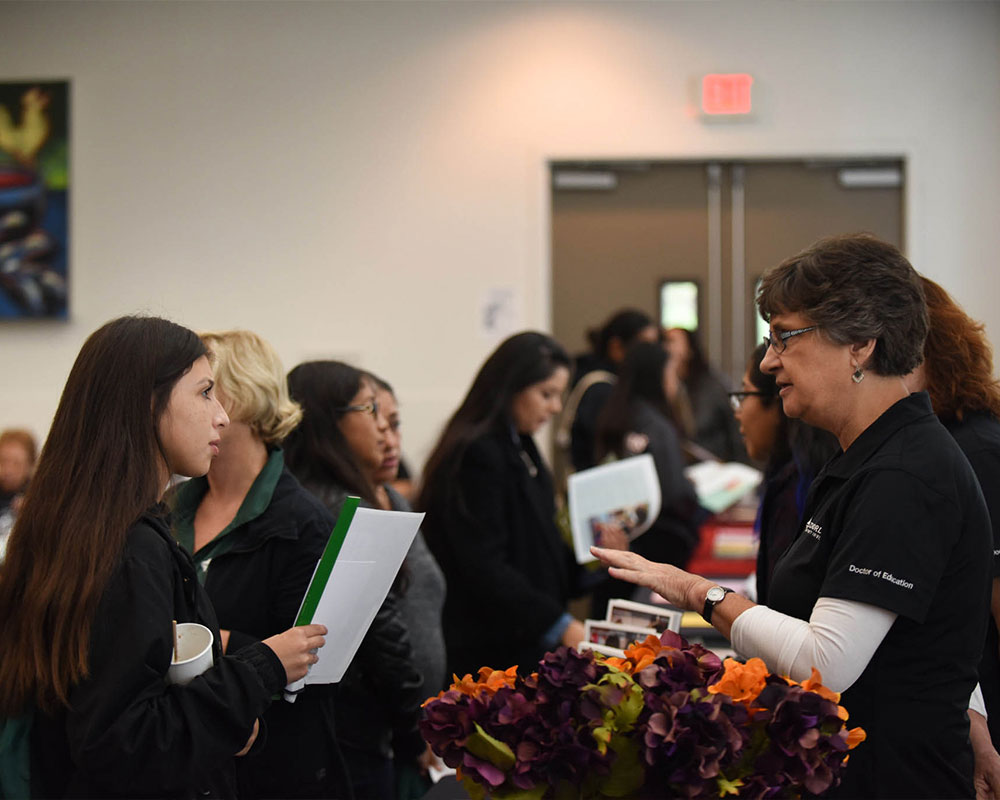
[706,586,726,602]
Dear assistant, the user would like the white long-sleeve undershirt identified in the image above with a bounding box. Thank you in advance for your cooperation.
[730,597,896,693]
[730,597,985,715]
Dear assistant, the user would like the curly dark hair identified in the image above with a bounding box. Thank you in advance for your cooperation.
[757,233,928,377]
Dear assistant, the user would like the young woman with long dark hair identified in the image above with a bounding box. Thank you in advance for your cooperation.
[0,315,325,799]
[418,331,587,678]
[284,361,425,800]
[563,308,659,475]
[592,340,700,616]
[666,326,745,462]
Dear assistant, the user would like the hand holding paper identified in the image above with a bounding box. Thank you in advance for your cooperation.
[284,497,423,700]
[262,624,327,683]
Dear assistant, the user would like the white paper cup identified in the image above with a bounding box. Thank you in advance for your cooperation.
[167,622,215,685]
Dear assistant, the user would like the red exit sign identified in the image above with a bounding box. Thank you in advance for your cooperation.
[702,73,753,115]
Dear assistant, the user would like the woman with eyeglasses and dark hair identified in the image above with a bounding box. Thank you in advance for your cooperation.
[285,362,425,800]
[590,340,700,617]
[168,330,350,799]
[595,234,993,798]
[730,343,838,604]
[0,317,325,799]
[367,373,447,798]
[419,332,592,678]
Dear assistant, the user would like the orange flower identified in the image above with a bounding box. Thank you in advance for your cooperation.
[797,667,841,704]
[430,665,520,704]
[606,634,664,674]
[846,726,867,750]
[708,658,768,705]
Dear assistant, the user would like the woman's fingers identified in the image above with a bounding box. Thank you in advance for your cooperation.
[262,624,329,682]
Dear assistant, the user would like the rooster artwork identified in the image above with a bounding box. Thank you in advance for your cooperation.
[0,81,69,319]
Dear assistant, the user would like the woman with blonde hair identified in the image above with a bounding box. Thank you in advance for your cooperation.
[170,329,347,799]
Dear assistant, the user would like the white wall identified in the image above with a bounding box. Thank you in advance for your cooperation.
[2,0,998,470]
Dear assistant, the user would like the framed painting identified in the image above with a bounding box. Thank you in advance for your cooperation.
[0,80,69,319]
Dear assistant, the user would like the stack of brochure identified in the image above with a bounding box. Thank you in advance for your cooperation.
[577,598,682,658]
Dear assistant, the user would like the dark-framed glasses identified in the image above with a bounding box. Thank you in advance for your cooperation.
[336,398,380,418]
[763,325,819,354]
[728,391,771,411]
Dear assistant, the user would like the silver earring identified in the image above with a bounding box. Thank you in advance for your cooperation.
[852,367,865,384]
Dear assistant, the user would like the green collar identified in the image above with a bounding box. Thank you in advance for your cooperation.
[172,448,285,576]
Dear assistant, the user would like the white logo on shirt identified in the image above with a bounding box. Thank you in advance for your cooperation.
[804,519,823,540]
[848,563,914,590]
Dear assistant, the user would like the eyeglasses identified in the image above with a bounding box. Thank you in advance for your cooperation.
[336,398,379,418]
[763,325,819,354]
[728,391,772,411]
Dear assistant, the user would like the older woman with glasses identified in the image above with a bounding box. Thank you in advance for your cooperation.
[595,233,992,799]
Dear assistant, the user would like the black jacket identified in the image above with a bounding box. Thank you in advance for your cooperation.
[301,482,427,767]
[30,509,286,799]
[183,467,350,799]
[424,426,580,678]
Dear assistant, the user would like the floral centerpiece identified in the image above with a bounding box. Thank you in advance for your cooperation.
[420,631,865,799]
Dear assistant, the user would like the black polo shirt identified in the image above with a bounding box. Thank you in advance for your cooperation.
[769,392,991,799]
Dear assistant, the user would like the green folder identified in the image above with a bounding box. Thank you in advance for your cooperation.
[295,496,360,626]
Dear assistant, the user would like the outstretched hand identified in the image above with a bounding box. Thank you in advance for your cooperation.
[262,624,328,683]
[590,546,706,611]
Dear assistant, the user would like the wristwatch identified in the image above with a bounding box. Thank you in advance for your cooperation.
[701,585,734,624]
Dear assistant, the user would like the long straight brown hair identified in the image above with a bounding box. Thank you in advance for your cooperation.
[0,316,206,715]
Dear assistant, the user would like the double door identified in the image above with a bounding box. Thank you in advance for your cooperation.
[551,159,904,383]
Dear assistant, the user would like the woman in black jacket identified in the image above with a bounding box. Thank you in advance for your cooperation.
[0,316,324,799]
[285,360,426,800]
[170,329,349,799]
[592,340,701,616]
[418,332,586,679]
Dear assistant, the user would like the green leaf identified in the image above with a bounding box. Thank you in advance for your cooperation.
[461,775,488,800]
[467,723,516,771]
[598,733,645,797]
[497,785,548,800]
[716,775,744,796]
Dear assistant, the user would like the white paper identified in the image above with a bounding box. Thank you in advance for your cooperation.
[568,454,662,564]
[683,461,762,514]
[291,506,423,688]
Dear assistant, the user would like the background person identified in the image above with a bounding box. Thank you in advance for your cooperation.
[0,428,36,514]
[562,308,660,476]
[902,276,1000,789]
[666,326,746,462]
[0,427,37,561]
[0,316,325,799]
[731,343,838,604]
[285,360,426,800]
[595,234,992,799]
[169,329,349,799]
[591,340,701,617]
[369,372,447,800]
[418,332,589,678]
